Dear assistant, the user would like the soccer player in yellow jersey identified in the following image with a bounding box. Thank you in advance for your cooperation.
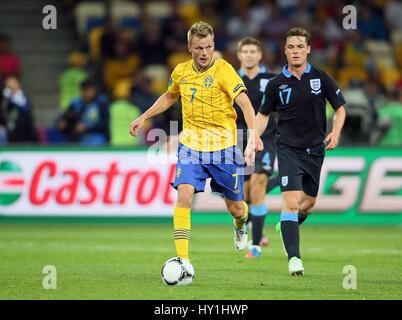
[129,22,262,263]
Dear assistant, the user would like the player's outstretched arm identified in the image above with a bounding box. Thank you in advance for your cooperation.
[325,105,346,150]
[129,91,179,137]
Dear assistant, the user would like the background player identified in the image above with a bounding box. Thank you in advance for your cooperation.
[256,27,346,275]
[234,37,277,259]
[129,22,262,264]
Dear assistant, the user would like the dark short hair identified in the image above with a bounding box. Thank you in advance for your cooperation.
[237,37,262,52]
[80,79,96,89]
[286,27,311,46]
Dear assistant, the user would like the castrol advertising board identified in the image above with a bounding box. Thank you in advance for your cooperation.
[1,148,401,223]
[0,151,177,216]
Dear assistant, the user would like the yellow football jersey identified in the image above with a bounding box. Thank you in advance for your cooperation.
[168,58,246,152]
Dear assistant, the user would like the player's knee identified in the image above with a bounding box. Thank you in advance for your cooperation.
[249,177,267,203]
[284,198,300,213]
[250,183,265,196]
[177,190,194,208]
[249,190,265,204]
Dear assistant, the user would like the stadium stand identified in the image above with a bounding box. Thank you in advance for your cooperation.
[109,79,141,146]
[58,51,88,111]
[0,0,401,146]
[74,1,106,36]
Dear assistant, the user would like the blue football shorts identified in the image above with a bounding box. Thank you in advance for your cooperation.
[171,143,245,201]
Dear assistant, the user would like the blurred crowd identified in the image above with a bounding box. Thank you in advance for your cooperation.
[1,0,402,146]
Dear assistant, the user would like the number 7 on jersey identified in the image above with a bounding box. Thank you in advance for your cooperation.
[190,88,197,103]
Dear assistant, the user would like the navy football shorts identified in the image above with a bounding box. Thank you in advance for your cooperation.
[277,142,325,197]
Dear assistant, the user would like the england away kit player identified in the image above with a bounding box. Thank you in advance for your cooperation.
[258,62,346,275]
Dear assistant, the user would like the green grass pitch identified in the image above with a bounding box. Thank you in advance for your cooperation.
[0,223,401,300]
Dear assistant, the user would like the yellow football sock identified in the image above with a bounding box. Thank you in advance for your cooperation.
[234,201,249,229]
[173,207,191,259]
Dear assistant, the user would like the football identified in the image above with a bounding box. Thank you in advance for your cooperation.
[161,257,195,286]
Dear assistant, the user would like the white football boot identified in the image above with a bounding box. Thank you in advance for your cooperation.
[288,257,304,276]
[233,225,248,251]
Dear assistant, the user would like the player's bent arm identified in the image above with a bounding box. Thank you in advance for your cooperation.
[129,91,179,136]
[139,91,179,122]
[326,105,346,150]
[235,92,263,165]
[235,92,262,150]
[332,106,346,135]
[256,112,269,137]
[235,92,256,132]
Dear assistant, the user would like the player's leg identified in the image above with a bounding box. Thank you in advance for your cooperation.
[246,173,268,258]
[255,143,277,247]
[207,145,248,250]
[174,184,195,260]
[276,145,305,275]
[225,198,249,251]
[281,190,304,275]
[171,144,209,260]
[281,190,302,258]
[282,146,324,274]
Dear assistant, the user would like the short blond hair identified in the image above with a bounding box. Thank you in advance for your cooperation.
[187,21,214,44]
